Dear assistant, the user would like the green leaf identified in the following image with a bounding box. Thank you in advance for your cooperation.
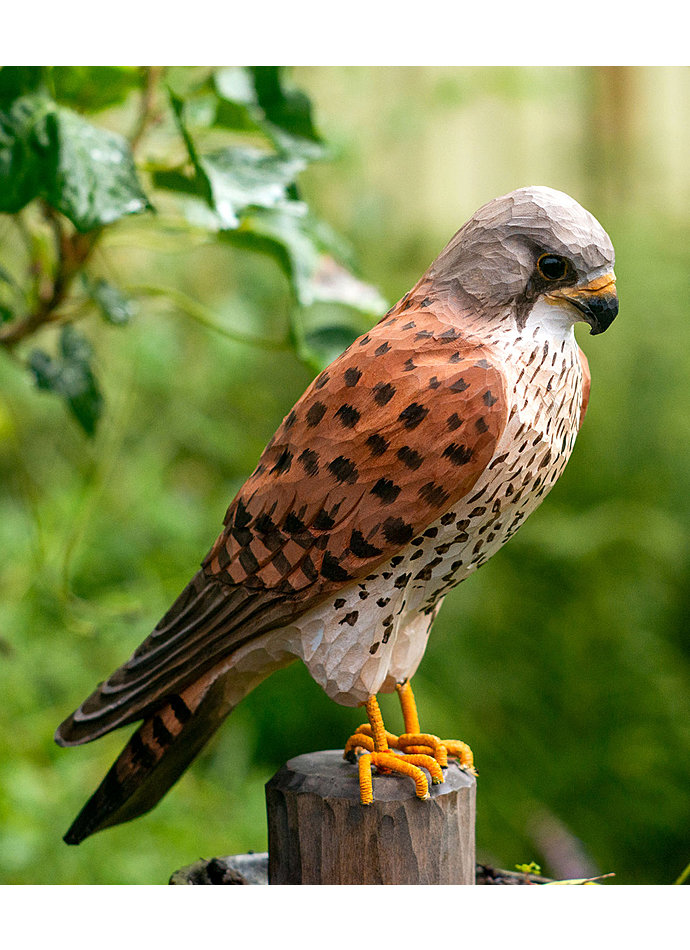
[213,67,325,161]
[51,67,140,113]
[199,149,306,229]
[225,204,386,313]
[224,204,317,304]
[44,107,151,232]
[212,68,264,133]
[303,323,361,368]
[215,68,258,108]
[0,67,46,105]
[309,255,387,313]
[169,92,305,229]
[0,94,52,214]
[83,276,136,325]
[516,861,542,876]
[150,168,201,198]
[28,325,103,435]
[0,92,151,230]
[249,67,322,145]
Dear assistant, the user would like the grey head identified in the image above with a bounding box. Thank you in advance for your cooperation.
[428,186,618,334]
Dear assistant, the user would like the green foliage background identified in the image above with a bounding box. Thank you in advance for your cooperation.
[0,66,688,884]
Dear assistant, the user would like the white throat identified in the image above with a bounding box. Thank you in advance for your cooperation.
[523,296,579,344]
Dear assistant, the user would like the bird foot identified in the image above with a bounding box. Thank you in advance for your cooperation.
[343,723,464,804]
[344,723,474,772]
[343,695,474,804]
[356,749,444,804]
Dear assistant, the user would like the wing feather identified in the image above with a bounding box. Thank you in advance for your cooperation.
[57,284,510,744]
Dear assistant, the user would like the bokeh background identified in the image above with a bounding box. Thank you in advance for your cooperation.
[1,66,688,884]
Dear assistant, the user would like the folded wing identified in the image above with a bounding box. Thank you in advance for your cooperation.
[57,289,509,746]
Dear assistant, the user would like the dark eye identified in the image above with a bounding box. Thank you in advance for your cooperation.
[537,254,568,281]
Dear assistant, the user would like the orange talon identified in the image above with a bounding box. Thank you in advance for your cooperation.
[396,678,473,772]
[400,753,444,785]
[343,732,375,761]
[404,744,436,756]
[370,752,430,799]
[359,753,374,804]
[344,685,475,803]
[441,739,476,773]
[398,732,449,768]
[345,695,439,803]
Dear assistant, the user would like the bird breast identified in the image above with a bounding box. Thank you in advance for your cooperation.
[279,315,584,707]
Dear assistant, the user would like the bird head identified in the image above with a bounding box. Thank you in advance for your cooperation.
[429,185,618,336]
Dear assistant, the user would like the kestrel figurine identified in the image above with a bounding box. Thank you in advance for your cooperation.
[57,186,618,843]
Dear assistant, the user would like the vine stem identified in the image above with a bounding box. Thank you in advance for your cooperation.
[129,66,165,155]
[128,284,295,352]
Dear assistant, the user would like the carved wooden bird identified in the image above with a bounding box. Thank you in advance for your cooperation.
[56,186,618,843]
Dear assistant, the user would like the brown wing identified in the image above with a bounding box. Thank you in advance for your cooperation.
[57,286,509,743]
[204,321,507,594]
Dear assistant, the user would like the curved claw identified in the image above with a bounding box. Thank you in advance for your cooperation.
[441,739,476,773]
[343,731,374,762]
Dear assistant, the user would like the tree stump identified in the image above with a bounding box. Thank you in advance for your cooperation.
[265,749,476,885]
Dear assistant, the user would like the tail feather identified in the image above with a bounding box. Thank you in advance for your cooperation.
[55,571,290,747]
[63,671,229,845]
[62,641,295,845]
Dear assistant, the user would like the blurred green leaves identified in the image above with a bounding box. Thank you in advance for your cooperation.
[0,66,383,435]
[28,325,103,436]
[83,276,135,326]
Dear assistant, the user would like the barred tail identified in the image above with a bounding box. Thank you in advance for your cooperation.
[63,643,294,845]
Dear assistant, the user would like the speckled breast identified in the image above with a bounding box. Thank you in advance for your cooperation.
[401,328,585,614]
[288,326,585,706]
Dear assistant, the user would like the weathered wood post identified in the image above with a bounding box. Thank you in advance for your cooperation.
[265,750,476,885]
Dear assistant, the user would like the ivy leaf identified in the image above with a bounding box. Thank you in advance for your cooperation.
[309,256,387,313]
[44,107,151,232]
[83,276,135,325]
[28,325,103,435]
[167,93,305,229]
[0,92,151,231]
[225,204,386,313]
[0,94,52,214]
[248,67,324,159]
[212,68,264,134]
[223,204,318,305]
[303,323,362,369]
[199,149,305,229]
[213,67,325,162]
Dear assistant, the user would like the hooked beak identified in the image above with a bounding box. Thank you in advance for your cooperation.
[548,273,619,335]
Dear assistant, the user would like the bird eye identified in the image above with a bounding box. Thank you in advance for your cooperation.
[537,254,568,281]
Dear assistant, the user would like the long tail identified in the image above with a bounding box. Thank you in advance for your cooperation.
[62,644,293,845]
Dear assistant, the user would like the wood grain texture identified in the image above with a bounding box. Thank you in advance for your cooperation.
[266,751,476,885]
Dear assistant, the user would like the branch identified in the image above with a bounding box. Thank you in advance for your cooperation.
[0,69,162,352]
[0,209,100,349]
[129,66,166,155]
